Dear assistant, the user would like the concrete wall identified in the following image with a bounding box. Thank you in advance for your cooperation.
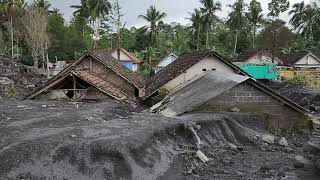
[193,82,309,133]
[78,58,137,97]
[194,82,304,117]
[162,57,236,92]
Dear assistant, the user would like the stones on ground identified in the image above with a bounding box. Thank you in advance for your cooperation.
[71,134,77,138]
[16,105,26,108]
[228,143,238,151]
[294,155,311,168]
[279,137,289,147]
[262,134,275,144]
[303,141,320,153]
[315,159,320,173]
[230,107,240,113]
[196,150,209,163]
[285,147,294,153]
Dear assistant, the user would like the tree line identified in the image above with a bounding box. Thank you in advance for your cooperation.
[0,0,319,73]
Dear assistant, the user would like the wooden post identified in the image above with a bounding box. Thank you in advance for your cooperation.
[73,75,76,101]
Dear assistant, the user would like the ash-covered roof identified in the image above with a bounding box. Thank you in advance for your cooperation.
[143,50,247,99]
[151,71,310,116]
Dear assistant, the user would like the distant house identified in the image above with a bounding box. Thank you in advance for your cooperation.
[231,50,283,65]
[142,51,250,102]
[155,53,178,73]
[151,71,311,131]
[278,51,320,70]
[26,50,145,106]
[230,51,281,80]
[51,61,67,76]
[110,48,140,72]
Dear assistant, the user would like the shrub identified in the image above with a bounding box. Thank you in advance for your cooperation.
[287,74,320,89]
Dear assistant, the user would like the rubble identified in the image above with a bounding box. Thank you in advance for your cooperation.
[0,57,44,99]
[279,137,289,147]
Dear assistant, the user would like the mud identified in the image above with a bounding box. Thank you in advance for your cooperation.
[0,100,319,180]
[0,57,44,99]
[263,81,320,115]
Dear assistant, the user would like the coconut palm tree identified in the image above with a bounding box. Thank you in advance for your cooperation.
[87,0,112,49]
[227,0,246,54]
[1,0,23,59]
[138,5,167,47]
[200,0,221,49]
[188,9,202,50]
[289,2,319,40]
[34,0,51,11]
[246,0,263,48]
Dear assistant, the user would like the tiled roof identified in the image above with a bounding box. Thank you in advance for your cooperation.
[278,51,310,66]
[90,49,145,89]
[142,50,248,99]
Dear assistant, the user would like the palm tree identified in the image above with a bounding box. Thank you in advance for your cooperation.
[227,0,246,54]
[34,0,51,11]
[200,0,221,49]
[71,0,91,36]
[188,9,202,50]
[87,0,112,49]
[138,5,166,47]
[1,0,23,59]
[246,0,263,48]
[289,2,319,40]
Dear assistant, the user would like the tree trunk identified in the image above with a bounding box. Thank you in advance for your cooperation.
[253,24,256,48]
[10,14,14,59]
[46,45,50,79]
[234,30,239,54]
[197,26,200,51]
[16,38,19,61]
[206,29,209,49]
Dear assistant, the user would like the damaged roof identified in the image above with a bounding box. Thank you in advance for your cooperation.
[143,51,248,99]
[151,71,310,116]
[26,50,146,102]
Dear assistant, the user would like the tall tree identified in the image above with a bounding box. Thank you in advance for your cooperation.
[289,2,320,41]
[1,0,24,59]
[200,0,221,49]
[111,0,123,49]
[227,0,246,53]
[268,0,289,19]
[188,9,202,50]
[138,5,166,47]
[34,0,51,11]
[87,0,112,49]
[246,0,263,48]
[22,6,49,68]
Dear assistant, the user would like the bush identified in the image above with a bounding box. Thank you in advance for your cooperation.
[287,74,320,89]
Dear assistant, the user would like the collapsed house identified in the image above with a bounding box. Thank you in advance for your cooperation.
[26,50,145,106]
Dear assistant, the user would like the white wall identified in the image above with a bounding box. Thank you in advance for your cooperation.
[162,57,236,91]
[295,54,320,65]
[111,50,132,62]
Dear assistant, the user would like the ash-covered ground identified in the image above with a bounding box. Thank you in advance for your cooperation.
[0,100,319,180]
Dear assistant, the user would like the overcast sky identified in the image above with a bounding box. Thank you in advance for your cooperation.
[29,0,312,27]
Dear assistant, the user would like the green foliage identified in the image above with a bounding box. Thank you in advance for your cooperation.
[268,0,290,18]
[287,74,320,89]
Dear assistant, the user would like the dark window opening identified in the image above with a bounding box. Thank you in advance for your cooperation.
[212,68,216,71]
[203,69,207,72]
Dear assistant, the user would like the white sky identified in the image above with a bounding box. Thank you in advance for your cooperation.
[32,0,313,27]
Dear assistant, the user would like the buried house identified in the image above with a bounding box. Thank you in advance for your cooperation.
[26,50,145,106]
[151,71,311,131]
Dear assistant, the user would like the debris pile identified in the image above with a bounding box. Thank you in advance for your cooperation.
[263,81,320,115]
[0,57,44,99]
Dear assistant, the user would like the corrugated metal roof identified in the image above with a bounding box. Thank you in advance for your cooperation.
[151,71,249,116]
